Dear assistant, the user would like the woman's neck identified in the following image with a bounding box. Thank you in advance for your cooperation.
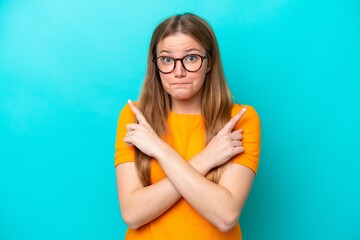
[171,98,201,115]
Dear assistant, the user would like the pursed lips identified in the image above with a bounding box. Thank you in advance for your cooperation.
[170,82,190,86]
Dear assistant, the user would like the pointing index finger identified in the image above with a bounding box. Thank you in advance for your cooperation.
[223,107,247,132]
[128,99,148,125]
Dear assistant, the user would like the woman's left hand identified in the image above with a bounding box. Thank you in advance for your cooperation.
[124,100,165,158]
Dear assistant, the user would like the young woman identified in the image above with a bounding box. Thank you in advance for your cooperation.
[114,13,261,239]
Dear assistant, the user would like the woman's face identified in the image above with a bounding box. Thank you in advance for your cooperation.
[156,33,210,106]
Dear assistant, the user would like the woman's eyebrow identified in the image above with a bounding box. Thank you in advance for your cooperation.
[158,48,202,55]
[159,50,172,54]
[184,48,201,53]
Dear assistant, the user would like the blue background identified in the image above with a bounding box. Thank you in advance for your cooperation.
[1,0,359,239]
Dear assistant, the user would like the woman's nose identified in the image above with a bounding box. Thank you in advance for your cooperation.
[174,60,186,77]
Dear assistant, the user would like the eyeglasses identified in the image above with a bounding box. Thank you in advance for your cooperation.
[153,54,207,74]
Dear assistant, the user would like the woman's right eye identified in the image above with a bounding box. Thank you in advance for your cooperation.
[161,57,173,64]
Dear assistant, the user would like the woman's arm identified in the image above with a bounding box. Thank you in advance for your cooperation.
[123,100,254,232]
[154,145,254,232]
[116,150,214,230]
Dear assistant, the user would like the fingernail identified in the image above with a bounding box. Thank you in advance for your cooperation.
[128,99,132,104]
[242,107,247,112]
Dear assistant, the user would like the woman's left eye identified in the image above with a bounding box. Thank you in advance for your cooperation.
[185,55,198,62]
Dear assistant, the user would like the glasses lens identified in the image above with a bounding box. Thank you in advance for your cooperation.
[156,57,174,73]
[183,54,202,72]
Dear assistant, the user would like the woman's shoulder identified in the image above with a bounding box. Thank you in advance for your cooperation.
[118,101,138,122]
[119,101,138,114]
[231,103,259,119]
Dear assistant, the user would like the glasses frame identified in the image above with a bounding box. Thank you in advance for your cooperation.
[152,54,207,74]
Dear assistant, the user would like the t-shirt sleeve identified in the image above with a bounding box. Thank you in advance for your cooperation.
[114,103,136,167]
[231,104,261,174]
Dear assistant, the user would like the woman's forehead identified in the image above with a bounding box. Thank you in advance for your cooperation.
[157,33,205,55]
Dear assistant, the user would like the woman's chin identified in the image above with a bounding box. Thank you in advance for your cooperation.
[170,94,193,101]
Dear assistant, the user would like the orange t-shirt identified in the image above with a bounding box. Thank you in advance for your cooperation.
[114,103,261,240]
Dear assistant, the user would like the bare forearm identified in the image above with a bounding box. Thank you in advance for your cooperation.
[156,145,241,231]
[121,178,180,229]
[120,155,213,229]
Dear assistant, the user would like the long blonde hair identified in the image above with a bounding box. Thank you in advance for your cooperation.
[136,13,233,186]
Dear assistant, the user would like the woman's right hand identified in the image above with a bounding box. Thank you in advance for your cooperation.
[124,100,168,159]
[202,108,247,168]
